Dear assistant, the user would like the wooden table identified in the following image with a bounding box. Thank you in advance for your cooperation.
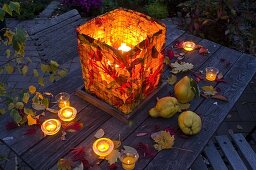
[1,22,256,170]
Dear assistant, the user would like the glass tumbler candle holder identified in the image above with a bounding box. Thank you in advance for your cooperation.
[205,67,219,81]
[55,92,70,108]
[119,151,139,170]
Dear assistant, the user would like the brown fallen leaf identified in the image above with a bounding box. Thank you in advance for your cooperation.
[199,47,209,55]
[212,94,228,102]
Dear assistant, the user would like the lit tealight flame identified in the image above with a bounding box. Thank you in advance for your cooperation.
[63,109,73,118]
[41,119,61,136]
[183,41,196,51]
[46,123,57,131]
[118,43,131,52]
[58,106,77,122]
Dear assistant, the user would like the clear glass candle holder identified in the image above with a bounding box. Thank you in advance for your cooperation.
[58,106,77,122]
[182,41,196,51]
[41,119,61,136]
[119,151,139,170]
[55,92,70,108]
[92,138,114,158]
[205,67,219,81]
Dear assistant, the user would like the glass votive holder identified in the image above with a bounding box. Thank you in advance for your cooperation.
[58,106,77,122]
[41,119,61,136]
[205,67,219,81]
[93,138,114,158]
[55,92,70,108]
[119,151,139,170]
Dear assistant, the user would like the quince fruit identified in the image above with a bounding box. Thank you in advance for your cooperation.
[174,76,198,104]
[178,111,202,135]
[149,96,180,118]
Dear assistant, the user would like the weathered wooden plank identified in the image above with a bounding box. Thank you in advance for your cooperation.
[190,154,208,170]
[216,135,247,170]
[231,133,256,169]
[165,28,185,47]
[204,140,228,170]
[22,105,111,170]
[145,54,256,170]
[29,9,80,36]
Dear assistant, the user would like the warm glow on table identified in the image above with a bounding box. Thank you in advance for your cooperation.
[58,106,77,122]
[41,119,61,136]
[93,138,114,157]
[205,67,219,81]
[183,41,196,51]
[118,43,131,52]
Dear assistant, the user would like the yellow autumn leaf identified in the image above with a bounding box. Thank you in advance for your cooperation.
[29,85,36,94]
[201,86,217,96]
[5,64,14,74]
[105,149,120,165]
[178,103,190,111]
[151,131,175,151]
[167,74,177,85]
[22,92,30,103]
[21,65,28,75]
[171,61,194,74]
[27,115,37,126]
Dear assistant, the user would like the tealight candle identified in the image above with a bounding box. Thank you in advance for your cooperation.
[55,92,70,108]
[119,152,139,170]
[183,41,196,51]
[205,67,219,81]
[41,119,61,135]
[58,106,77,122]
[92,138,114,157]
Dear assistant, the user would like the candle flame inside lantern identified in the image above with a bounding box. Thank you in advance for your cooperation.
[118,43,131,52]
[98,143,110,152]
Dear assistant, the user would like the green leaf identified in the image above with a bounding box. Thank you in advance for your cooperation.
[3,4,12,16]
[5,49,11,58]
[0,109,5,115]
[42,98,49,108]
[40,64,50,73]
[22,93,30,103]
[58,70,67,77]
[38,77,44,86]
[5,64,14,74]
[10,109,22,123]
[0,9,5,21]
[24,108,34,115]
[21,65,28,75]
[190,78,200,97]
[8,103,14,110]
[33,69,39,77]
[12,28,26,54]
[9,1,20,14]
[49,74,55,82]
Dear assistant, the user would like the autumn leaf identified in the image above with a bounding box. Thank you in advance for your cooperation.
[32,103,46,111]
[199,47,209,55]
[173,41,184,49]
[57,159,72,170]
[24,108,34,115]
[22,93,30,104]
[21,65,28,75]
[113,140,121,149]
[94,128,104,138]
[27,115,37,126]
[136,132,148,137]
[164,57,170,65]
[212,94,228,102]
[151,131,175,151]
[167,74,177,85]
[5,64,14,74]
[73,163,83,170]
[106,149,120,165]
[167,50,174,60]
[46,108,58,114]
[62,122,83,133]
[136,142,156,158]
[71,147,85,161]
[170,61,194,74]
[178,103,190,111]
[201,86,217,96]
[29,85,36,94]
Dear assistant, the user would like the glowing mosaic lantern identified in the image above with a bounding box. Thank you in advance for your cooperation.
[77,8,166,114]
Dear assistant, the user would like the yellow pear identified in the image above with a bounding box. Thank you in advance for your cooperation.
[149,96,180,118]
[174,76,195,103]
[178,111,202,135]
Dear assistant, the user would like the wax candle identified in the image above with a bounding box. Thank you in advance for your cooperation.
[58,106,77,122]
[55,92,70,108]
[41,119,61,135]
[183,41,196,51]
[92,138,114,157]
[118,43,131,53]
[205,67,219,81]
[120,152,139,170]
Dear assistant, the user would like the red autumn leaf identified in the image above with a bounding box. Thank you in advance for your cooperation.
[70,147,85,162]
[173,41,184,49]
[5,121,18,130]
[136,142,156,158]
[167,50,174,60]
[24,127,37,136]
[108,163,118,170]
[81,158,90,170]
[63,122,84,133]
[192,71,204,83]
[164,127,176,136]
[212,94,228,102]
[199,47,209,55]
